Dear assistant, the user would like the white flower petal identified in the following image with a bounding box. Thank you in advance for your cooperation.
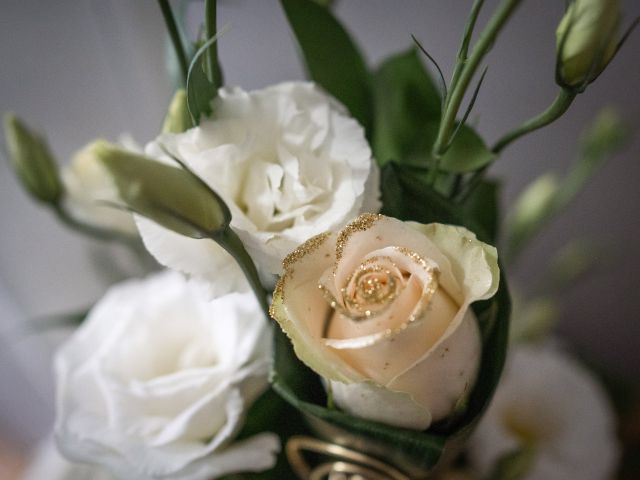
[141,81,379,287]
[468,344,619,480]
[54,270,276,479]
[135,216,248,296]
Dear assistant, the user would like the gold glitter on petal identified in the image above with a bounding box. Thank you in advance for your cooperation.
[270,278,285,320]
[335,213,383,264]
[282,231,332,274]
[276,231,332,304]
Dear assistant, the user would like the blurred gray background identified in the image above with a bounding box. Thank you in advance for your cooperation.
[1,0,639,455]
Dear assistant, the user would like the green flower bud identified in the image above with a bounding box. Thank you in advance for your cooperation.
[507,174,560,254]
[92,140,230,239]
[556,0,620,89]
[579,106,626,160]
[161,89,193,134]
[3,113,63,204]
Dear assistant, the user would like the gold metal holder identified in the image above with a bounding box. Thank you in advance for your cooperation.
[286,435,411,480]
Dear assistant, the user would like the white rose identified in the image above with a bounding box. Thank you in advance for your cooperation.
[468,344,618,480]
[137,81,379,287]
[62,137,139,236]
[270,214,499,430]
[54,270,279,480]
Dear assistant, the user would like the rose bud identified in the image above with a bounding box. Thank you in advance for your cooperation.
[556,0,621,89]
[271,214,499,430]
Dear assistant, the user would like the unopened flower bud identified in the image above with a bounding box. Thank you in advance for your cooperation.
[556,0,621,89]
[92,140,230,239]
[161,89,192,134]
[507,174,560,254]
[3,113,63,204]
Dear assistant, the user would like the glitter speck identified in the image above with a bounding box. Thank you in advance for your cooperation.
[335,213,382,263]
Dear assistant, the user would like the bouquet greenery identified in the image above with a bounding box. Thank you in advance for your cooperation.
[4,1,637,479]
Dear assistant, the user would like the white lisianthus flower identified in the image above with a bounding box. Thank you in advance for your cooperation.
[138,81,380,287]
[62,136,141,236]
[271,214,499,430]
[23,435,115,480]
[54,270,279,480]
[468,345,618,480]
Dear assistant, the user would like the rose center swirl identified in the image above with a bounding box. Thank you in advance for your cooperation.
[319,249,440,330]
[344,265,399,318]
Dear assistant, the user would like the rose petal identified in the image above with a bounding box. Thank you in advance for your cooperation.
[272,233,366,384]
[409,222,499,303]
[329,380,432,430]
[332,215,459,301]
[387,309,482,422]
[325,287,459,386]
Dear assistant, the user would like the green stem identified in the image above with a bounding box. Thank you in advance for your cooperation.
[157,0,189,86]
[459,89,577,202]
[216,228,270,316]
[430,0,523,183]
[447,0,485,109]
[204,0,222,85]
[492,89,577,154]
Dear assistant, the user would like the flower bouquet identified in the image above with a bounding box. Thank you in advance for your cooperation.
[3,1,638,479]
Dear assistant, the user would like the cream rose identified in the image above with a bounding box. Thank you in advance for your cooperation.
[62,138,139,236]
[271,214,499,430]
[54,270,279,480]
[137,81,379,287]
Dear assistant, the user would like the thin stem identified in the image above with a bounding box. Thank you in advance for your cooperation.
[447,0,485,108]
[431,0,523,175]
[52,203,137,244]
[458,89,577,202]
[216,228,269,316]
[204,0,221,84]
[157,0,189,86]
[492,89,576,154]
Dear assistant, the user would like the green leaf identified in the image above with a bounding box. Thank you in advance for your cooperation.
[460,275,511,430]
[187,22,224,125]
[372,48,441,166]
[94,141,230,238]
[280,0,372,134]
[380,162,490,242]
[461,179,500,244]
[376,118,493,177]
[435,122,495,173]
[3,113,63,204]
